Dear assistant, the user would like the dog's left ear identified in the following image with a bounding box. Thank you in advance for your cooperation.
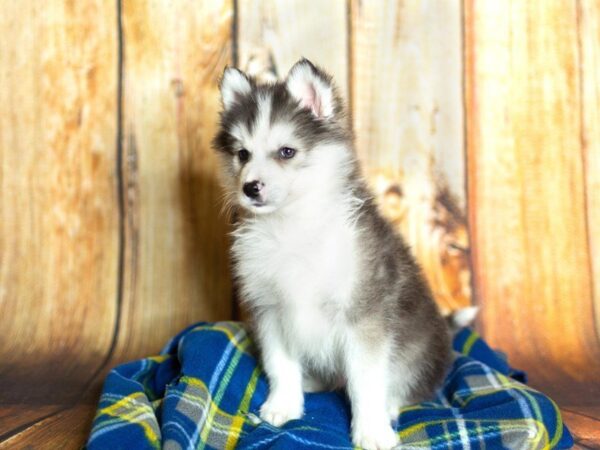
[286,58,336,119]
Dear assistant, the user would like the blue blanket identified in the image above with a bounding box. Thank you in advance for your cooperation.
[87,322,572,449]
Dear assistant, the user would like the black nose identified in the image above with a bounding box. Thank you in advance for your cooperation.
[243,180,262,199]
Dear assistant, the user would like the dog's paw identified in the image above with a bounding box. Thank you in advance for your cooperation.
[352,420,398,450]
[259,392,303,427]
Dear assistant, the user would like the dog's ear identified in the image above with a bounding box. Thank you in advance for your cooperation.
[286,58,336,119]
[219,67,252,110]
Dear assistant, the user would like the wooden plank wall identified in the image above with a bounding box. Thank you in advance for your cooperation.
[580,0,600,354]
[465,0,600,407]
[113,0,233,363]
[0,1,234,446]
[351,0,469,313]
[0,0,599,447]
[0,1,120,441]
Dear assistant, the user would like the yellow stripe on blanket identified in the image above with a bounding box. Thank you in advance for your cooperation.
[99,392,160,444]
[225,366,261,449]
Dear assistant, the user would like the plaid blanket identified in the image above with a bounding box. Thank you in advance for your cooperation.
[87,322,572,449]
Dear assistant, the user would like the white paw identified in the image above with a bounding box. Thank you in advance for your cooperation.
[352,420,398,450]
[259,392,303,427]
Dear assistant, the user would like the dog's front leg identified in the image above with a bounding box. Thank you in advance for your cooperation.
[257,317,304,427]
[345,333,398,450]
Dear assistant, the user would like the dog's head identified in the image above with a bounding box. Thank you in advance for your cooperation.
[213,59,353,215]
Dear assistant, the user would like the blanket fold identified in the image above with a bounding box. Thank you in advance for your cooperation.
[87,322,572,449]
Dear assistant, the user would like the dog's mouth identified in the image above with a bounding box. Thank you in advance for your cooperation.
[239,196,277,214]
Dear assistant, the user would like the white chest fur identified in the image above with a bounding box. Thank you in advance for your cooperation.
[232,207,358,368]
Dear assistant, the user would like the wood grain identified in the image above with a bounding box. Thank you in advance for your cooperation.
[111,0,234,362]
[579,0,600,340]
[236,0,348,99]
[0,0,119,402]
[465,0,600,396]
[350,0,469,312]
[0,405,60,444]
[0,404,96,450]
[562,409,600,448]
[0,0,235,445]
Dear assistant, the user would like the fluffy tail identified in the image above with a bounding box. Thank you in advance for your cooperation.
[445,306,479,332]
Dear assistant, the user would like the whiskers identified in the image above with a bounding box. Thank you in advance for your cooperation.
[218,190,239,222]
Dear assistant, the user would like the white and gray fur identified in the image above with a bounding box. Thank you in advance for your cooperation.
[213,59,451,450]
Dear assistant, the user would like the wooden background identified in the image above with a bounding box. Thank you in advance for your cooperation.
[0,0,598,447]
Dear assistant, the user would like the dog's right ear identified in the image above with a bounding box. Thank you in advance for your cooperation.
[220,67,252,110]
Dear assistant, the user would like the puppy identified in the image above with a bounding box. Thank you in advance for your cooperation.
[213,59,451,450]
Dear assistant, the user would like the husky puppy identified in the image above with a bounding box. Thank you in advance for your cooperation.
[213,59,451,450]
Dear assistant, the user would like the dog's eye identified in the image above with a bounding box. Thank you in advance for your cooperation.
[278,147,296,159]
[238,149,250,163]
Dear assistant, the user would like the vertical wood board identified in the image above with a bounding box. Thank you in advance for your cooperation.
[114,0,234,360]
[579,0,600,337]
[465,0,600,387]
[351,0,469,312]
[0,0,119,398]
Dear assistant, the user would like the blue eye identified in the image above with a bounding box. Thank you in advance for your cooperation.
[238,149,250,163]
[278,147,296,159]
